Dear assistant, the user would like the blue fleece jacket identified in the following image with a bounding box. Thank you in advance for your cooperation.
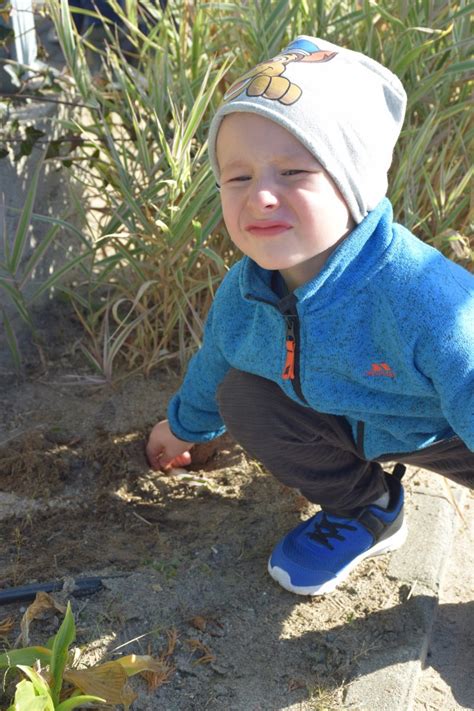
[168,199,474,460]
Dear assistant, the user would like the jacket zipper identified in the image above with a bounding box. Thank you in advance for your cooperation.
[282,316,296,380]
[245,292,308,404]
[282,309,308,404]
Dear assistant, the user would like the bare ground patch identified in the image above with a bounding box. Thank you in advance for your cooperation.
[0,373,423,710]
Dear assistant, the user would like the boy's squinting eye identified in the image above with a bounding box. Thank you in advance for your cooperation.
[224,170,309,183]
[223,175,251,183]
[282,169,307,176]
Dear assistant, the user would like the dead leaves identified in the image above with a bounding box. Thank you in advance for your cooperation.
[64,661,135,708]
[189,615,207,632]
[142,630,177,692]
[16,591,66,647]
[188,614,224,635]
[0,617,14,641]
[186,639,215,666]
[65,646,179,708]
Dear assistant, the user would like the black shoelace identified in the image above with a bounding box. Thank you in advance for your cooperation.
[307,514,357,550]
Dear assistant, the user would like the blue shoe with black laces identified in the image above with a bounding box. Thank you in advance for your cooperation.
[268,472,407,595]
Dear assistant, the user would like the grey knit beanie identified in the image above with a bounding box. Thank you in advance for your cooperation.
[208,36,407,224]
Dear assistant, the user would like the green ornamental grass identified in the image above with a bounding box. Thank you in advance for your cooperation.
[2,0,472,377]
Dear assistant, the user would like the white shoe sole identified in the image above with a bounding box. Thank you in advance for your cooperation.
[268,519,408,596]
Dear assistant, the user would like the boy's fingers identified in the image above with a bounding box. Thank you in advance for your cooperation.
[146,444,166,470]
[170,451,192,467]
[145,436,193,471]
[155,451,192,472]
[161,452,191,471]
[157,451,171,470]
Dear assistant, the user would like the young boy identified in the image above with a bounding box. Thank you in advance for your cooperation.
[146,36,474,595]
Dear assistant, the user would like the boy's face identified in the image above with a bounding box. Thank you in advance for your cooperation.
[216,113,354,290]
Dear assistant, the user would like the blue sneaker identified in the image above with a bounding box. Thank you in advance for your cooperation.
[268,473,407,595]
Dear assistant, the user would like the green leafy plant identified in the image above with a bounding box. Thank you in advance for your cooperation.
[0,600,172,709]
[1,602,105,710]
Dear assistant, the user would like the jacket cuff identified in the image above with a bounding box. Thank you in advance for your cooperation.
[167,395,226,443]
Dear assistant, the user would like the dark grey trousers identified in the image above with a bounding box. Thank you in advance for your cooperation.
[217,369,474,515]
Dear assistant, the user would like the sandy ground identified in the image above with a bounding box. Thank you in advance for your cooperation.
[0,369,400,710]
[0,349,472,709]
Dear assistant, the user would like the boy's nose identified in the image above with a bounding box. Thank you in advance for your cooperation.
[247,182,280,211]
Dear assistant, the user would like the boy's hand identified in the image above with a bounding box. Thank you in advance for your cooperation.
[146,419,195,471]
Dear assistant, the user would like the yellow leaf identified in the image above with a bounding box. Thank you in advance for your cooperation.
[115,654,172,677]
[64,662,136,708]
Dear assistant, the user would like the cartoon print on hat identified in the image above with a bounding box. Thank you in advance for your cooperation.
[209,35,407,223]
[223,38,337,106]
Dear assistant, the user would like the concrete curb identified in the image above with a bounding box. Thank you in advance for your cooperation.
[343,472,466,710]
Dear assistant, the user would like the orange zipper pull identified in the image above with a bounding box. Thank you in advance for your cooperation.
[282,315,296,380]
[282,337,295,380]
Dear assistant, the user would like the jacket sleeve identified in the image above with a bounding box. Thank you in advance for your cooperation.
[414,280,474,451]
[167,299,231,442]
